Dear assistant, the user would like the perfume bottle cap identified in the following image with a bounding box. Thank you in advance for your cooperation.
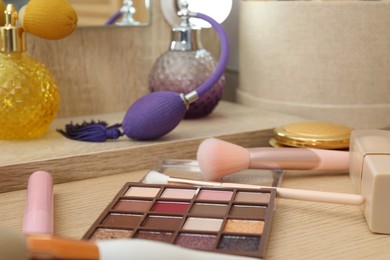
[170,4,202,51]
[0,4,26,53]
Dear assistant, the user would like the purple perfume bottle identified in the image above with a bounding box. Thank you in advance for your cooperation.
[148,5,225,119]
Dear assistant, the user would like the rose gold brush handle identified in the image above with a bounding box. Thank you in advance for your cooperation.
[218,183,364,205]
[247,147,349,171]
[274,186,364,205]
[166,176,364,206]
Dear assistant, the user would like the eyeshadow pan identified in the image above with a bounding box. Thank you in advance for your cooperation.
[182,217,223,232]
[151,201,189,214]
[102,214,142,229]
[197,190,233,201]
[224,219,264,234]
[135,231,173,243]
[235,192,271,204]
[90,228,133,241]
[125,187,160,198]
[160,188,196,199]
[142,215,183,230]
[218,235,260,252]
[190,203,228,216]
[114,200,152,212]
[229,205,267,219]
[175,233,216,250]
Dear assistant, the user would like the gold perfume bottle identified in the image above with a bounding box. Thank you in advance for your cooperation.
[0,4,59,139]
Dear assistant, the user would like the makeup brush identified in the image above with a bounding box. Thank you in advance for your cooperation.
[0,226,250,260]
[142,171,364,206]
[197,138,350,180]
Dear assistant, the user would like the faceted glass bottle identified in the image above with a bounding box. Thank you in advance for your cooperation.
[0,5,59,139]
[148,11,225,119]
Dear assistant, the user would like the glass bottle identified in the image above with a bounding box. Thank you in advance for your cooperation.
[148,6,225,119]
[0,4,59,139]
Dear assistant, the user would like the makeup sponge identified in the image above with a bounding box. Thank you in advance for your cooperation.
[0,226,28,260]
[19,0,78,40]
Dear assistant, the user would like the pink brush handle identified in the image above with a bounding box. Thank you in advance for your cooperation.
[247,148,349,171]
[23,171,54,235]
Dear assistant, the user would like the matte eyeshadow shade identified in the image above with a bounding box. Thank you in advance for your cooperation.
[102,214,142,228]
[151,201,190,214]
[114,200,152,212]
[90,228,133,241]
[142,215,183,230]
[219,235,260,252]
[134,231,173,243]
[235,192,271,204]
[175,233,216,250]
[197,190,233,201]
[125,187,160,198]
[224,219,264,234]
[229,205,267,219]
[182,217,223,232]
[160,188,196,199]
[190,203,228,216]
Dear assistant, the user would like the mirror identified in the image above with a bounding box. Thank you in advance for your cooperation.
[68,0,150,27]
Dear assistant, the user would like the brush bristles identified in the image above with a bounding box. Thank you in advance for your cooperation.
[197,138,251,180]
[142,171,170,185]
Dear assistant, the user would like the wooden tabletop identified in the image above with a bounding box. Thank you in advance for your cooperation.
[1,169,389,259]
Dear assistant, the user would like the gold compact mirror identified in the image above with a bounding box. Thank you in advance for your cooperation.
[271,121,353,150]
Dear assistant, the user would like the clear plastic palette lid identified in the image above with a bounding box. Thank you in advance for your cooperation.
[150,159,284,188]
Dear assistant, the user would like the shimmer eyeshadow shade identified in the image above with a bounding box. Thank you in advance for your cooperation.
[224,219,264,234]
[134,231,173,242]
[90,228,133,241]
[175,233,216,250]
[83,183,276,259]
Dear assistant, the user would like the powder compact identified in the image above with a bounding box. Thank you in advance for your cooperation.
[82,182,277,259]
[271,121,353,150]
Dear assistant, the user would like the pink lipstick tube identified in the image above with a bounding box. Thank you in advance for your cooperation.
[23,171,54,235]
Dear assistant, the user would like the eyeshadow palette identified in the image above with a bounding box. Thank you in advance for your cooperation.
[83,182,276,259]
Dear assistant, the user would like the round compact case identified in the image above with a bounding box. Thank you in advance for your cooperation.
[271,121,353,150]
